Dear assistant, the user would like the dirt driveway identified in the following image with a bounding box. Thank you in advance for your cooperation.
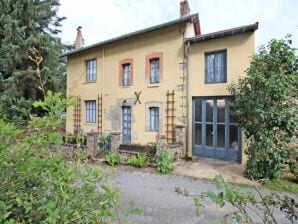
[174,157,254,185]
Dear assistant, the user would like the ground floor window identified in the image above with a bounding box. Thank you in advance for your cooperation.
[145,102,163,132]
[85,100,96,123]
[149,107,159,132]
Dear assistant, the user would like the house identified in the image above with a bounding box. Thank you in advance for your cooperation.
[62,0,258,163]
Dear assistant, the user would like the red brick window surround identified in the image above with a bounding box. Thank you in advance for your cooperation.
[119,58,133,86]
[145,52,163,84]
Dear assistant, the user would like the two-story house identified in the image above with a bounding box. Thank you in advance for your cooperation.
[62,0,258,163]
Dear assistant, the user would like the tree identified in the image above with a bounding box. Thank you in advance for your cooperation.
[229,37,298,180]
[0,0,67,123]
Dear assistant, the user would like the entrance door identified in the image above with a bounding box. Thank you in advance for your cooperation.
[192,98,241,162]
[122,106,131,144]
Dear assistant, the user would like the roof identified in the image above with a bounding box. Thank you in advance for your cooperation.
[61,13,199,57]
[187,22,258,44]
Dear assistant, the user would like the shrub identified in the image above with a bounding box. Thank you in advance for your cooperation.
[228,37,298,180]
[127,154,148,167]
[0,92,123,223]
[105,152,120,166]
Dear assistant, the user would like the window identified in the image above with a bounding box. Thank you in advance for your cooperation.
[149,107,159,132]
[86,59,97,82]
[205,50,227,84]
[150,58,160,84]
[123,63,131,86]
[85,100,96,123]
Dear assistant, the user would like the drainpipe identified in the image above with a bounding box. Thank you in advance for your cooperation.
[185,41,190,158]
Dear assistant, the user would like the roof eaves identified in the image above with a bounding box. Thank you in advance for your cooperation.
[61,13,199,57]
[187,22,259,44]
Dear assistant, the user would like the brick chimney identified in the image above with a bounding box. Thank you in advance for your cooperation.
[180,0,190,17]
[75,26,84,49]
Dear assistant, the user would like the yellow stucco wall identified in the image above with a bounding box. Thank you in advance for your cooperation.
[66,23,255,163]
[66,24,186,144]
[187,32,255,163]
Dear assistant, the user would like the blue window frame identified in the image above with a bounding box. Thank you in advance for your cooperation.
[86,59,97,82]
[150,58,160,84]
[123,63,131,86]
[149,107,159,132]
[205,50,227,84]
[86,100,96,123]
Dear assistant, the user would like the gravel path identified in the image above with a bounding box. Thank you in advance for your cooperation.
[111,166,296,224]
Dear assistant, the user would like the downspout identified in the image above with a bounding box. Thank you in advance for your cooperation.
[185,41,190,158]
[102,46,105,94]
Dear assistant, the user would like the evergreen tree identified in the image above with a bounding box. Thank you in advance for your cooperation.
[0,0,66,122]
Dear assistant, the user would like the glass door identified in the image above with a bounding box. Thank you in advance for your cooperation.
[193,97,241,162]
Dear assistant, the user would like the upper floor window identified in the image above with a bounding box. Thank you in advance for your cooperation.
[86,59,96,82]
[123,63,131,86]
[85,100,96,123]
[119,58,133,87]
[205,50,227,84]
[150,58,160,84]
[149,107,159,132]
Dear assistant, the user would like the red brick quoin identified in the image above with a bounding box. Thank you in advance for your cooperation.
[145,52,163,84]
[119,58,133,86]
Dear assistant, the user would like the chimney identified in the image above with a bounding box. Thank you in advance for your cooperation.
[75,26,84,49]
[180,0,190,17]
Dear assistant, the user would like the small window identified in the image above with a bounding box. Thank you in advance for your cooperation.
[123,63,131,86]
[150,58,160,84]
[85,100,96,123]
[149,107,159,132]
[205,50,227,84]
[86,59,97,82]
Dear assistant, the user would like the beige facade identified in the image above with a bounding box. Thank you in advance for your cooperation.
[187,32,255,162]
[64,11,257,163]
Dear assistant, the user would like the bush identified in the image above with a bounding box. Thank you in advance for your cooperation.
[228,37,298,180]
[0,92,123,223]
[105,152,120,166]
[127,154,148,167]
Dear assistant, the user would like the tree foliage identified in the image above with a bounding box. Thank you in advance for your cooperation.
[229,37,298,180]
[0,92,123,223]
[0,0,67,123]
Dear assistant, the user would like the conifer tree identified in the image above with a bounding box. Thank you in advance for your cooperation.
[0,0,67,122]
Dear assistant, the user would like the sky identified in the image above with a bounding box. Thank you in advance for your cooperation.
[57,0,298,49]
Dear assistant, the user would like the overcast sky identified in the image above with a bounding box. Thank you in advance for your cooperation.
[58,0,298,49]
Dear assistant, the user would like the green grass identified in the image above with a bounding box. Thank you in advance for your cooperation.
[263,177,298,194]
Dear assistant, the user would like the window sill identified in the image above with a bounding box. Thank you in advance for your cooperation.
[84,123,97,125]
[147,83,160,88]
[121,85,131,89]
[84,81,97,84]
[204,82,227,85]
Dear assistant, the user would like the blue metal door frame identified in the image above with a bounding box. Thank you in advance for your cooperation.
[192,97,242,162]
[122,106,131,144]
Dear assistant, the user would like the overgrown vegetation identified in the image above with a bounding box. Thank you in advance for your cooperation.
[263,177,298,194]
[176,176,298,224]
[127,154,148,168]
[0,95,123,223]
[105,152,120,166]
[229,37,298,180]
[155,134,174,174]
